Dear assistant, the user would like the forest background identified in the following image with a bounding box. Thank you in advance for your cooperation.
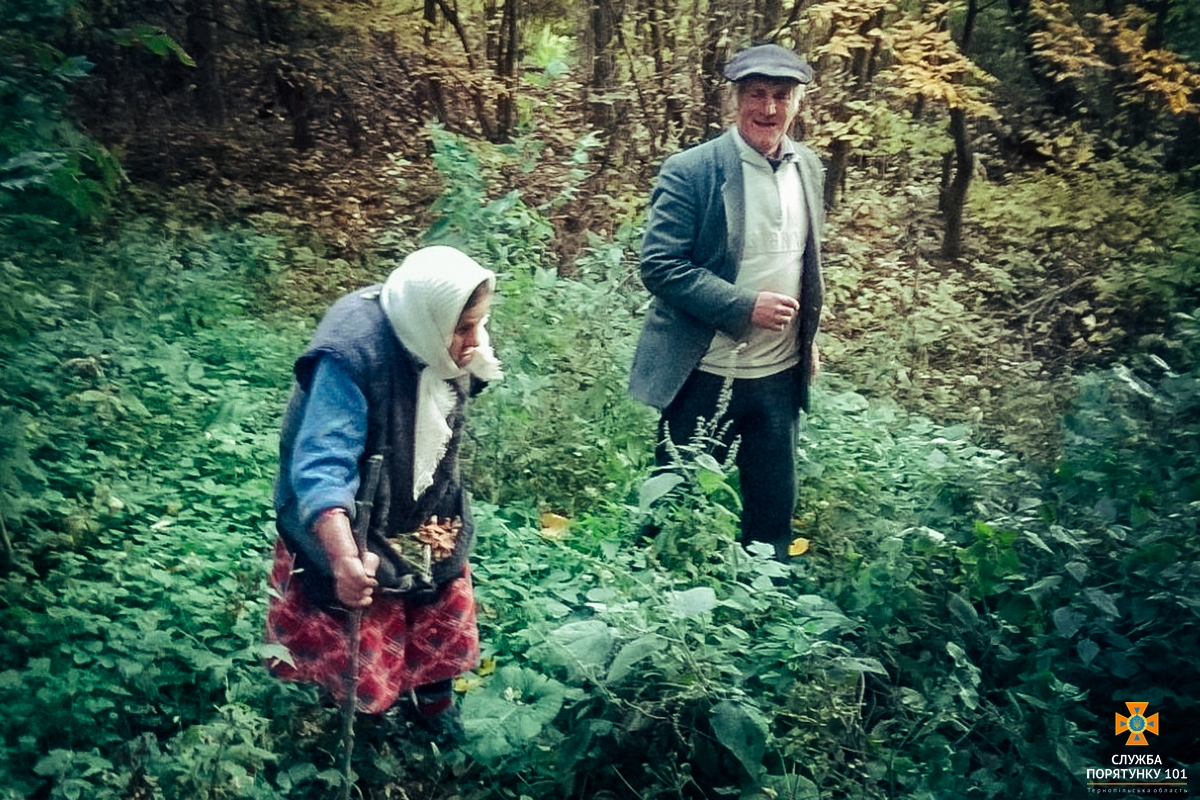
[2,0,1200,798]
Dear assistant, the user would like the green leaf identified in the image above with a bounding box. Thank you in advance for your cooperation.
[33,749,73,778]
[1065,561,1089,583]
[639,472,683,513]
[1024,531,1055,553]
[752,773,820,800]
[825,391,869,412]
[669,586,717,617]
[710,700,766,779]
[462,665,568,764]
[116,24,197,66]
[1084,588,1121,617]
[830,656,889,676]
[1022,575,1062,604]
[257,643,294,668]
[947,593,979,629]
[1052,606,1086,639]
[315,768,347,787]
[1077,639,1100,666]
[606,634,667,685]
[528,620,615,680]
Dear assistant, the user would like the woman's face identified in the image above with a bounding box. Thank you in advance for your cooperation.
[449,292,492,368]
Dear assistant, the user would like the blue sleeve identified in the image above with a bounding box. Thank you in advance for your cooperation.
[291,356,367,531]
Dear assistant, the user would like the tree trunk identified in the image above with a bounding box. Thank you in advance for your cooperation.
[1146,0,1169,49]
[825,138,849,209]
[700,0,735,137]
[1005,0,1081,115]
[755,0,783,40]
[960,0,980,54]
[851,9,885,86]
[587,0,618,132]
[1165,113,1200,173]
[494,0,520,141]
[649,0,687,144]
[422,0,494,138]
[940,107,973,259]
[422,0,449,125]
[243,0,275,45]
[423,0,436,46]
[274,65,314,149]
[484,0,499,62]
[185,0,225,126]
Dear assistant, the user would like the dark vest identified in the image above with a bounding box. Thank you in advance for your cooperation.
[274,286,476,607]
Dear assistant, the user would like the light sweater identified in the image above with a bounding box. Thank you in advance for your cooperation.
[699,127,809,378]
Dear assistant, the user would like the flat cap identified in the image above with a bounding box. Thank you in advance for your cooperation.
[723,43,814,84]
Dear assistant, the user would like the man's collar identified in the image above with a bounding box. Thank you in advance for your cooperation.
[731,126,796,169]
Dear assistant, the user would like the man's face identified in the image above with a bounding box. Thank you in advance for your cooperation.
[735,77,801,159]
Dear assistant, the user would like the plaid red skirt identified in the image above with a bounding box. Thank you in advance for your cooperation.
[264,538,479,714]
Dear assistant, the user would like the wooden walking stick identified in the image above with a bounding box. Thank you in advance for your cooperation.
[340,454,384,800]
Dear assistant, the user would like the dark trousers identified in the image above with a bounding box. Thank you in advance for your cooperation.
[656,367,801,559]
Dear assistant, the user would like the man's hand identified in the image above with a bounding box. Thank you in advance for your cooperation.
[811,341,821,379]
[751,291,800,332]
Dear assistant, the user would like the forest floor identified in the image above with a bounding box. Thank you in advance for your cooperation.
[98,53,609,302]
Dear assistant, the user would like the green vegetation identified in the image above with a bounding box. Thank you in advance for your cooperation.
[2,0,1199,797]
[3,124,1198,798]
[0,1,127,222]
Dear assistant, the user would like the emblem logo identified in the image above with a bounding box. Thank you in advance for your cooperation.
[1114,702,1159,746]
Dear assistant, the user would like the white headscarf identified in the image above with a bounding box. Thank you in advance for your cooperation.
[379,246,502,499]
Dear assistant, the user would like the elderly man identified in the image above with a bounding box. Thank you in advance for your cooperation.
[629,43,825,560]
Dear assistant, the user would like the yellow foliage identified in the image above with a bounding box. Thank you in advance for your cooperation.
[1097,10,1200,118]
[1029,0,1109,81]
[809,0,894,61]
[454,656,497,692]
[885,16,996,116]
[453,675,480,693]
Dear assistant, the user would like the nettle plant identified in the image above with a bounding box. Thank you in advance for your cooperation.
[636,378,745,576]
[0,218,303,799]
[463,257,655,516]
[465,501,874,800]
[453,377,1114,799]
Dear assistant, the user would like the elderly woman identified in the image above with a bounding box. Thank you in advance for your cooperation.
[266,245,501,738]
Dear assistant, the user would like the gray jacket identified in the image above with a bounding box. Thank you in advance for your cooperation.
[629,129,825,411]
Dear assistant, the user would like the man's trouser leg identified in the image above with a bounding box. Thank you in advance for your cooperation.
[731,368,801,560]
[657,368,800,559]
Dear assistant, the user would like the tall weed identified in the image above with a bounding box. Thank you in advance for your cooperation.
[408,126,657,514]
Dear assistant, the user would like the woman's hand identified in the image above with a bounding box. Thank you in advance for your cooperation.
[330,551,380,608]
[314,507,378,608]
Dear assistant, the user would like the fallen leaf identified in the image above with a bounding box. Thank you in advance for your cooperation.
[540,512,570,540]
[788,537,810,557]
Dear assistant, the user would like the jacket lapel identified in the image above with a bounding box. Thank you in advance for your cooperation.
[717,131,745,276]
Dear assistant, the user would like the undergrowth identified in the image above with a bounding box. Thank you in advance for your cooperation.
[0,128,1197,800]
